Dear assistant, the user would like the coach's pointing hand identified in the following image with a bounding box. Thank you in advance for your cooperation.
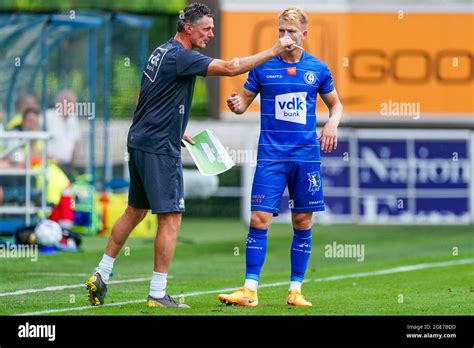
[318,118,338,153]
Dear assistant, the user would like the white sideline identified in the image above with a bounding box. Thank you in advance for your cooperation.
[25,273,93,277]
[0,277,152,297]
[14,258,473,316]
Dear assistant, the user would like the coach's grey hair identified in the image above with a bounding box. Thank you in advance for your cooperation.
[177,2,213,32]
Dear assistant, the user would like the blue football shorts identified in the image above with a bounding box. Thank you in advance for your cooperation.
[250,161,325,215]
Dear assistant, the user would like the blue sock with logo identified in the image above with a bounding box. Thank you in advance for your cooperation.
[245,227,268,281]
[290,227,312,282]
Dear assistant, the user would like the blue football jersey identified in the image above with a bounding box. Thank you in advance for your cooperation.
[244,51,334,162]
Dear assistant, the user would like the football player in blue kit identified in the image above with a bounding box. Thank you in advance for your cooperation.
[218,7,343,307]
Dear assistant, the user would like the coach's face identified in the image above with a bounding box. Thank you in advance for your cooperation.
[278,20,307,51]
[188,15,215,49]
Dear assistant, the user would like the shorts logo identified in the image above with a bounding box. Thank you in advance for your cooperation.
[275,92,307,125]
[304,71,317,85]
[179,198,185,209]
[307,171,322,195]
[251,193,265,204]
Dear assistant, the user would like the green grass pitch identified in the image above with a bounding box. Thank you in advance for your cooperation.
[0,218,472,315]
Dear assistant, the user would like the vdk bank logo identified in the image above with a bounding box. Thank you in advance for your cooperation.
[275,92,307,125]
[144,47,168,83]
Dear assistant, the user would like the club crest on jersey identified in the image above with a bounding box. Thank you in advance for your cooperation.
[307,171,322,195]
[304,71,317,85]
[275,92,307,125]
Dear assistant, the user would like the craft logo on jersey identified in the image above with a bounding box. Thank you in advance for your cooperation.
[275,92,307,125]
[266,74,283,79]
[144,47,168,83]
[307,171,321,195]
[304,71,317,85]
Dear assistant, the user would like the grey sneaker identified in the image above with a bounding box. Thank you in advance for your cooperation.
[145,294,190,308]
[85,272,108,306]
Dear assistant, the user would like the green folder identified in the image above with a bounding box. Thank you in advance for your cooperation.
[184,129,235,176]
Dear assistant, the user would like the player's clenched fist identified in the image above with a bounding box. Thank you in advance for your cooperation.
[227,92,243,114]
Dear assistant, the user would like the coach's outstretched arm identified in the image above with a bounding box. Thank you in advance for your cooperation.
[207,36,295,76]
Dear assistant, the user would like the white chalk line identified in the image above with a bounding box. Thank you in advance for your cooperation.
[0,277,152,298]
[25,273,93,277]
[14,257,473,316]
[1,274,177,298]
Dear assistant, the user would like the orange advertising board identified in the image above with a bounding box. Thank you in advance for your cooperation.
[220,12,474,116]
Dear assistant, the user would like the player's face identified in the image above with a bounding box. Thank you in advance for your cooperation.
[189,15,215,49]
[278,21,307,51]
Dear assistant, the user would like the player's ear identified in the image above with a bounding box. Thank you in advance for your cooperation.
[302,30,308,39]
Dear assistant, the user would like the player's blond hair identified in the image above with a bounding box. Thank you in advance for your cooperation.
[279,7,308,30]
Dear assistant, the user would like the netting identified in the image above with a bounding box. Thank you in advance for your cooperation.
[0,12,151,186]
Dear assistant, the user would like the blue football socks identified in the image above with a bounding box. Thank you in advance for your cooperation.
[245,227,268,281]
[290,227,312,282]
